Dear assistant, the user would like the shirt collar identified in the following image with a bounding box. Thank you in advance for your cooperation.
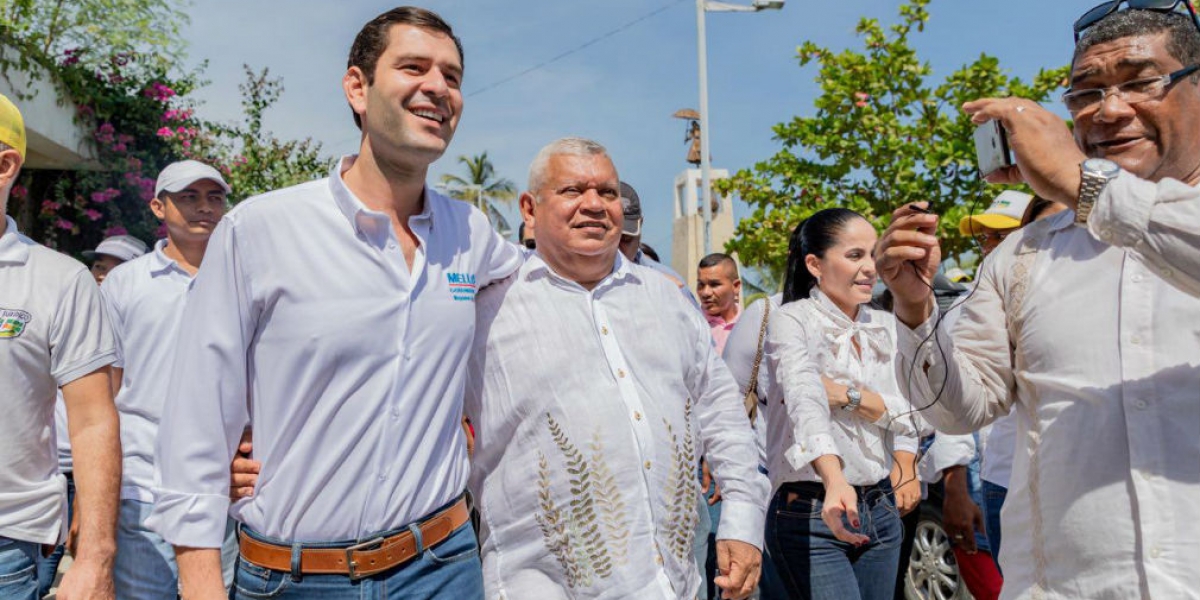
[0,216,30,265]
[811,287,873,327]
[328,155,437,246]
[147,238,190,277]
[523,250,639,292]
[705,305,741,328]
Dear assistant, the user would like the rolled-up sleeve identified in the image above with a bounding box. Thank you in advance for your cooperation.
[688,306,770,550]
[767,306,841,470]
[146,217,256,548]
[1089,174,1200,298]
[895,261,1017,435]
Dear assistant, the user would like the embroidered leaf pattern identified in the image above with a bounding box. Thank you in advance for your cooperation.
[662,398,698,561]
[534,413,626,588]
[591,432,630,567]
[535,451,583,587]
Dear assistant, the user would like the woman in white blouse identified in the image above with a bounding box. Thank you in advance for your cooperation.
[763,208,923,600]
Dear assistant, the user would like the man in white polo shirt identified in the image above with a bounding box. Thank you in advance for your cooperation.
[0,93,122,599]
[37,234,148,598]
[147,7,521,600]
[102,160,233,598]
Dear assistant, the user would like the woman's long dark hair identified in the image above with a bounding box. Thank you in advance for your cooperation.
[782,208,864,304]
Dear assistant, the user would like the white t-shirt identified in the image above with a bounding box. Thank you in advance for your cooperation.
[0,216,115,544]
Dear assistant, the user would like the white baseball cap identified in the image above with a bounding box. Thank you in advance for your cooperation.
[83,235,149,262]
[154,160,231,198]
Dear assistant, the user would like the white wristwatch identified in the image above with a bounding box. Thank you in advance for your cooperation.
[1076,158,1120,226]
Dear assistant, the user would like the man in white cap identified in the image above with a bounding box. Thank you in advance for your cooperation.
[100,159,234,598]
[83,235,150,284]
[0,93,122,599]
[37,234,149,597]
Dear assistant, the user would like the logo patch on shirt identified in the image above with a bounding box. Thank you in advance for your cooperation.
[0,308,31,339]
[446,272,477,302]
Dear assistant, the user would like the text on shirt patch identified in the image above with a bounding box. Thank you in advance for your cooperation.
[446,272,477,302]
[0,308,31,339]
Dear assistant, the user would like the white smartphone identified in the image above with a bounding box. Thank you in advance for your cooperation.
[973,120,1013,178]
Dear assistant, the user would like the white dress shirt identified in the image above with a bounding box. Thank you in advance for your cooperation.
[0,216,115,544]
[101,239,193,502]
[146,156,522,547]
[897,174,1200,600]
[465,253,769,600]
[766,290,922,491]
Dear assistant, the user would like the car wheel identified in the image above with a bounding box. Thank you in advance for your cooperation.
[904,511,973,600]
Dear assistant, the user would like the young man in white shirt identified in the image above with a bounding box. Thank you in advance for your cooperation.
[464,138,769,600]
[102,160,231,598]
[37,234,148,598]
[0,93,122,600]
[878,5,1200,598]
[148,8,520,600]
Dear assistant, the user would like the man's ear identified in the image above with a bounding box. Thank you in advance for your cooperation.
[0,149,22,191]
[519,191,536,230]
[149,195,168,220]
[343,66,369,125]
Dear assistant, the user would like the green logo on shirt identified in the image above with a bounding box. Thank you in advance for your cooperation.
[0,309,30,339]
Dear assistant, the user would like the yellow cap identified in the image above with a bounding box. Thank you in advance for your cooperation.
[0,93,26,160]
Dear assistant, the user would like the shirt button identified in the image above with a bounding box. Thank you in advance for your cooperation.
[1161,267,1174,278]
[644,461,652,470]
[392,407,401,418]
[1130,335,1142,345]
[1135,399,1148,409]
[601,326,609,335]
[1141,470,1154,482]
[655,554,664,566]
[634,411,642,421]
[1149,546,1161,559]
[378,474,387,482]
[618,369,626,378]
[1131,273,1144,283]
[388,242,397,249]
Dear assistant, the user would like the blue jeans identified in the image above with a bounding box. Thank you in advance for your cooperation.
[233,520,483,599]
[0,537,39,600]
[114,498,239,598]
[114,498,180,599]
[767,479,902,600]
[36,473,75,596]
[981,480,1007,574]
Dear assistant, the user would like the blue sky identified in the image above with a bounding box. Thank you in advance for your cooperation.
[182,0,1088,266]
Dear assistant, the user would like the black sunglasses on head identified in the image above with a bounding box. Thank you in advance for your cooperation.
[1075,0,1200,41]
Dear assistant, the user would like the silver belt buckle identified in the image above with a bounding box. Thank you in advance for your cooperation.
[344,536,386,581]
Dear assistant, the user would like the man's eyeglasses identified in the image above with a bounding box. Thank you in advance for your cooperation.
[1062,64,1200,114]
[1074,0,1200,41]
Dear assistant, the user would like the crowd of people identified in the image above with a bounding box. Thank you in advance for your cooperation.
[1,1,1197,599]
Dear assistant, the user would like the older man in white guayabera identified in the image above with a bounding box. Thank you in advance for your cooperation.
[464,137,770,600]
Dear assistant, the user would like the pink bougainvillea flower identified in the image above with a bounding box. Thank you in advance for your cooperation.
[104,225,128,237]
[55,219,74,230]
[156,127,173,138]
[85,209,103,221]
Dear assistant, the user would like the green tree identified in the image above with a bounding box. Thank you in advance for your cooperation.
[717,0,1070,275]
[178,66,332,203]
[0,0,188,72]
[440,151,517,236]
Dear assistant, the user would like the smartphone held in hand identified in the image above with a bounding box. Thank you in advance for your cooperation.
[974,120,1013,178]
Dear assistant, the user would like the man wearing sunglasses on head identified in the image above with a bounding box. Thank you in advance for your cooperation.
[878,2,1200,599]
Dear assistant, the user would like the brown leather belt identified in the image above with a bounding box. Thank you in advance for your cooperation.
[238,496,470,580]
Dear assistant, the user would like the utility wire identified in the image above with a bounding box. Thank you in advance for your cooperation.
[466,0,688,97]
